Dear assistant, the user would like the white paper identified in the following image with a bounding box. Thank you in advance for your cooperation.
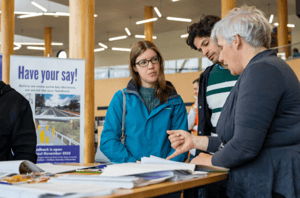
[36,163,98,174]
[19,182,115,194]
[0,160,44,177]
[1,183,114,198]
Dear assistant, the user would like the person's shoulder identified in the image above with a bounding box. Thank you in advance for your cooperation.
[1,87,29,105]
[112,89,126,101]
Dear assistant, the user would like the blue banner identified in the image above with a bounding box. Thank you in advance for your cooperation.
[36,145,80,164]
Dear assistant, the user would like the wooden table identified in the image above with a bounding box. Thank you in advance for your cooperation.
[101,172,228,198]
[64,163,228,198]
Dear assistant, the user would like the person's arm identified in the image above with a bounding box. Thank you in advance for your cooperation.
[167,130,209,160]
[212,64,284,168]
[187,103,197,130]
[12,101,37,163]
[100,90,137,163]
[167,97,189,162]
[206,136,222,153]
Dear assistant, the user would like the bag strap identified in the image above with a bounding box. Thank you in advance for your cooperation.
[120,90,126,145]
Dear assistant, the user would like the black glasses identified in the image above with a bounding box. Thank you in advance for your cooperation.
[135,56,160,67]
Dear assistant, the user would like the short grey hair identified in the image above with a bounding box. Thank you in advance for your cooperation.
[211,5,272,48]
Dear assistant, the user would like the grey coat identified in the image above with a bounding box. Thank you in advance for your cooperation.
[213,50,300,197]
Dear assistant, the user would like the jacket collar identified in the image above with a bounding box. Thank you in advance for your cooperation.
[248,49,277,66]
[125,79,178,98]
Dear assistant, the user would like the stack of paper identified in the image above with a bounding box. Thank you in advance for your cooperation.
[47,174,172,189]
[0,160,100,178]
[100,156,208,182]
[1,183,114,198]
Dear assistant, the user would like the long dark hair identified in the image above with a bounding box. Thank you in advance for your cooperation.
[129,41,171,103]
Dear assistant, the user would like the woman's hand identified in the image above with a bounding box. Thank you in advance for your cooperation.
[166,130,194,160]
[190,153,213,166]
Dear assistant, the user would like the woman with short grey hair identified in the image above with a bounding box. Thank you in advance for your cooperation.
[211,6,272,49]
[167,5,300,197]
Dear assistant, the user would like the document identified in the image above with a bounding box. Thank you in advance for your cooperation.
[47,174,172,189]
[0,160,100,177]
[0,160,44,178]
[99,156,211,182]
[37,163,99,174]
[141,155,229,172]
[0,183,114,198]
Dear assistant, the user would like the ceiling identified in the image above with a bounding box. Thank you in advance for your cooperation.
[1,0,299,57]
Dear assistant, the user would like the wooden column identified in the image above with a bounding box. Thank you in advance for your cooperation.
[84,0,95,163]
[1,0,14,83]
[144,6,153,42]
[221,0,235,18]
[69,0,95,163]
[277,0,289,58]
[44,27,52,57]
[69,0,85,59]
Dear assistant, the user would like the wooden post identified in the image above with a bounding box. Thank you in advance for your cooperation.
[44,27,52,57]
[69,0,95,163]
[144,6,153,42]
[221,0,235,18]
[69,0,85,59]
[1,0,14,83]
[84,0,95,163]
[277,0,289,58]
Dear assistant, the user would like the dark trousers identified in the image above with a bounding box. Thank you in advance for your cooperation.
[154,191,182,198]
[183,180,228,198]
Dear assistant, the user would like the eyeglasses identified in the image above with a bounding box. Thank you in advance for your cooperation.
[135,56,160,67]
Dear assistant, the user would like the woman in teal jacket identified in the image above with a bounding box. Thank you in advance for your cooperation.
[100,41,188,163]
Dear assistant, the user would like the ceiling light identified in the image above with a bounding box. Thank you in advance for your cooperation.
[125,28,131,36]
[136,18,158,25]
[172,0,180,1]
[51,42,64,46]
[14,11,39,15]
[31,1,47,12]
[15,42,63,46]
[109,35,127,41]
[27,46,45,50]
[181,34,188,38]
[135,35,157,39]
[112,47,131,52]
[94,48,105,52]
[274,23,295,28]
[18,13,43,18]
[98,43,108,49]
[154,7,162,17]
[94,14,98,17]
[13,42,22,51]
[14,42,22,48]
[14,46,21,50]
[269,14,274,23]
[44,12,70,16]
[167,17,192,22]
[287,24,295,28]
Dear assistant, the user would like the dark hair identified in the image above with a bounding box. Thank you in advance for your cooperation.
[129,40,171,104]
[193,77,200,84]
[293,48,299,53]
[186,15,221,50]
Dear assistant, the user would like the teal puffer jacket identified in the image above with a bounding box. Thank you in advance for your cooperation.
[100,80,188,163]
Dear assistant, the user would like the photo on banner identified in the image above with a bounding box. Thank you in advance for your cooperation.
[10,55,85,164]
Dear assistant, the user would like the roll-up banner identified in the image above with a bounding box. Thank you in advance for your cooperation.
[10,55,85,164]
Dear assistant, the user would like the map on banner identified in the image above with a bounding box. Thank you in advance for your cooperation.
[10,55,85,164]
